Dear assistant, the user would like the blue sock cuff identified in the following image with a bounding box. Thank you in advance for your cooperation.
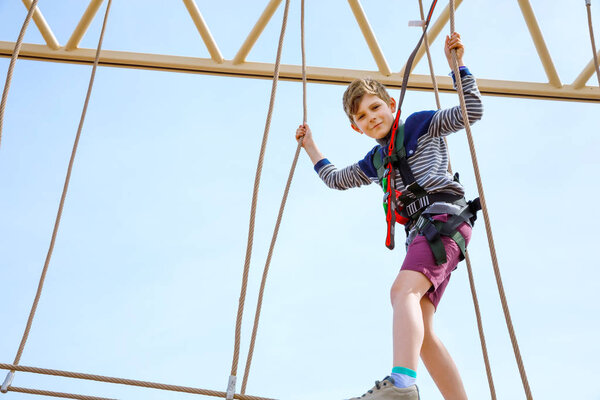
[392,366,417,378]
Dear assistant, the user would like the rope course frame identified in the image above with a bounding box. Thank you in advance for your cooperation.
[1,1,598,399]
[0,1,599,101]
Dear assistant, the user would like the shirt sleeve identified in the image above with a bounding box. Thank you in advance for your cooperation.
[314,155,375,191]
[428,69,483,137]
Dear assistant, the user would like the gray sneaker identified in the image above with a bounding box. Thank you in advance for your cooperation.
[346,376,419,400]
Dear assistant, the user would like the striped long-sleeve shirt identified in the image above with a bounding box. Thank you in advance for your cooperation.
[315,68,483,200]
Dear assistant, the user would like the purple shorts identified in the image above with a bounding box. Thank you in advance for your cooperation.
[401,215,472,309]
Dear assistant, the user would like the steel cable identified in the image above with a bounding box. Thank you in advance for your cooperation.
[417,1,497,397]
[239,0,307,394]
[229,0,291,396]
[0,0,40,146]
[448,0,532,398]
[586,0,600,86]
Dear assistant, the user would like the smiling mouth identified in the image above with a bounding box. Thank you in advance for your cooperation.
[373,122,382,129]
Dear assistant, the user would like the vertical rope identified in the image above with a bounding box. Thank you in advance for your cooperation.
[240,0,306,394]
[230,0,291,385]
[8,0,113,377]
[448,1,532,399]
[418,0,441,110]
[586,0,600,86]
[417,1,496,397]
[301,0,307,125]
[0,0,40,147]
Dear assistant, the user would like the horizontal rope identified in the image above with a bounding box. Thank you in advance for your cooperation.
[0,363,276,400]
[8,386,116,400]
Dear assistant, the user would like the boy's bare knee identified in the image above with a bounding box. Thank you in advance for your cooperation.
[389,271,432,306]
[389,285,420,307]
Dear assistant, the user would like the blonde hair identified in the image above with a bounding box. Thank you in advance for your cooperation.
[342,78,392,125]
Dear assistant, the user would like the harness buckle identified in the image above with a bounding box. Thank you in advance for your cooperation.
[406,195,430,217]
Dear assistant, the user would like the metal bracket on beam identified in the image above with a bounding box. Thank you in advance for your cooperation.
[1,371,14,393]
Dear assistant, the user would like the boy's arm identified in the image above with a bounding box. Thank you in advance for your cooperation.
[296,124,374,190]
[428,33,483,137]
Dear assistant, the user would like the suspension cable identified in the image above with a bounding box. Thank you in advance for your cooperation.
[228,1,291,398]
[240,0,307,394]
[417,1,497,397]
[0,0,40,146]
[448,0,532,398]
[2,4,114,395]
[586,0,600,86]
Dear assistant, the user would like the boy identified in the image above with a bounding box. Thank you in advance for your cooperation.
[295,33,482,400]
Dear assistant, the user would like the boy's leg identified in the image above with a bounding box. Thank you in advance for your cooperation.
[420,296,468,400]
[390,270,433,369]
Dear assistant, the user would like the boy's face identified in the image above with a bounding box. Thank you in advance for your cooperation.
[351,94,396,140]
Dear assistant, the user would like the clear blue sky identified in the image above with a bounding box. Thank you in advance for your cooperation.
[1,1,599,399]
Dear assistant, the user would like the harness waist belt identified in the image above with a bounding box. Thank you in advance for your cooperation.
[403,193,464,218]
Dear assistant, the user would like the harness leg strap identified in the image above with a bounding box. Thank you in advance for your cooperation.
[420,220,448,265]
[450,230,467,261]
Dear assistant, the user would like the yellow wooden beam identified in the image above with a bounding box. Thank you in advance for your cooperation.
[347,0,391,76]
[65,0,105,51]
[182,0,224,63]
[20,0,60,50]
[1,41,598,103]
[517,0,562,87]
[232,0,283,65]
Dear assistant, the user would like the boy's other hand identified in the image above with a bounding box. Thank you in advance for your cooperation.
[296,123,314,148]
[444,32,465,69]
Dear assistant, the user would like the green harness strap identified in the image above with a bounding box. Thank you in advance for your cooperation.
[415,212,470,265]
[373,124,405,183]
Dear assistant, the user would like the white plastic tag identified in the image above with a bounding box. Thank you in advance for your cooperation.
[408,20,426,27]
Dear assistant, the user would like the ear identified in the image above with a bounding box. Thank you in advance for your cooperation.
[389,98,397,113]
[351,124,362,134]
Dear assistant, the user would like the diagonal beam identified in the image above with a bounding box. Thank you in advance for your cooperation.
[182,0,224,63]
[573,48,600,88]
[232,0,283,65]
[21,0,60,50]
[516,0,561,87]
[404,0,463,75]
[347,0,391,76]
[65,0,105,51]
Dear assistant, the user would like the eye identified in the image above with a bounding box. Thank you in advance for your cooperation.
[373,104,380,110]
[357,115,364,120]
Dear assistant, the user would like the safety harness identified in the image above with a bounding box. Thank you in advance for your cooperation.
[372,123,481,264]
[374,0,481,263]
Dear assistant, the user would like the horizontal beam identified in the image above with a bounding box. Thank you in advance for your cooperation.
[1,41,599,103]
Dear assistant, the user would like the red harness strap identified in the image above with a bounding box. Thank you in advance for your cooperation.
[385,0,438,250]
